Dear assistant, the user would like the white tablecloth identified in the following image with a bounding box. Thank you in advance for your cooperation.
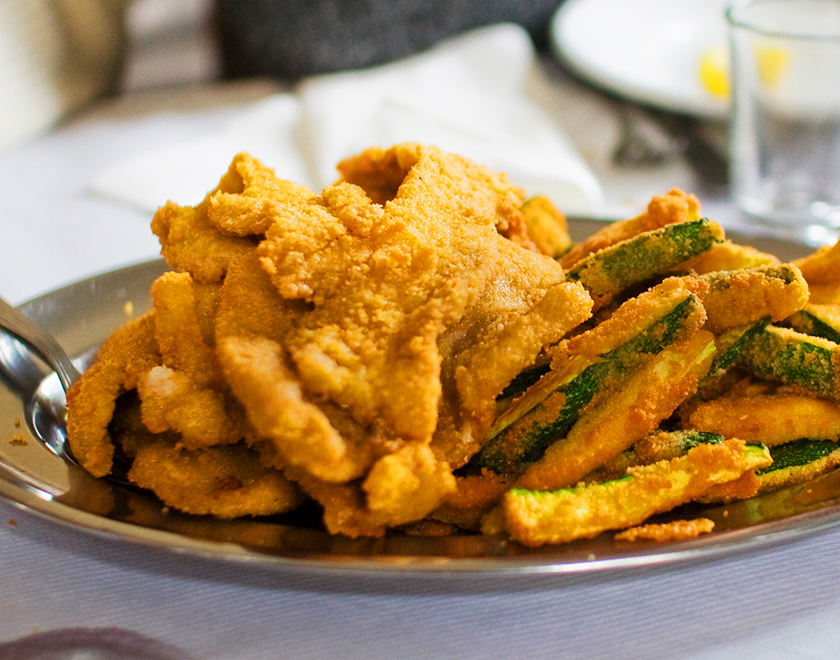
[2,75,839,660]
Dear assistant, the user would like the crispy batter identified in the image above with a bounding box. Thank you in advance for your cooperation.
[76,146,785,543]
[128,436,301,519]
[215,252,306,343]
[151,201,253,284]
[277,441,457,538]
[65,313,160,476]
[693,265,809,334]
[136,365,245,450]
[519,195,572,258]
[699,470,762,503]
[680,240,780,273]
[683,392,840,446]
[206,153,313,236]
[614,518,715,542]
[794,236,840,284]
[362,441,457,527]
[431,470,514,530]
[151,272,223,388]
[336,143,534,249]
[217,335,375,483]
[150,153,295,283]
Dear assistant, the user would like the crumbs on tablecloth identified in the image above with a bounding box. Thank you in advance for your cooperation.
[124,301,134,317]
[8,520,16,527]
[614,518,715,542]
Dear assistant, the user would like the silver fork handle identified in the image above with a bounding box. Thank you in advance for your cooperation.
[0,295,81,392]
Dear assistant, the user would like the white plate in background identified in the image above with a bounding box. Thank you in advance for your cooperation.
[551,0,730,119]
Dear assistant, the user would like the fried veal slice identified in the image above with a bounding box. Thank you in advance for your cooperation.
[150,153,295,283]
[257,143,592,452]
[127,435,301,519]
[65,313,161,477]
[151,271,223,388]
[205,152,313,237]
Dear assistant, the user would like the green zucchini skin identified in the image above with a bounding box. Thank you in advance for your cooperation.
[703,318,771,383]
[786,304,840,344]
[739,325,840,401]
[754,438,840,495]
[759,439,839,474]
[497,363,551,401]
[566,218,724,307]
[472,295,703,474]
[675,430,725,450]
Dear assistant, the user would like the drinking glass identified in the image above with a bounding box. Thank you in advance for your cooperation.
[727,0,840,242]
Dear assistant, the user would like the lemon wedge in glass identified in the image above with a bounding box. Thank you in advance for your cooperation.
[699,42,791,99]
[699,44,731,98]
[753,42,790,87]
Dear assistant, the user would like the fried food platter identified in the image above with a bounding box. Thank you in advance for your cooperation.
[2,219,840,578]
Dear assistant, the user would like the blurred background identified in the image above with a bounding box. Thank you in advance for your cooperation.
[1,0,574,151]
[0,0,743,259]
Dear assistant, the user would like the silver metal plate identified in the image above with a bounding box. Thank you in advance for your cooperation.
[0,221,836,579]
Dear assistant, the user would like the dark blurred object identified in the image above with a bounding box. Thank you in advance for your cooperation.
[216,0,565,81]
[0,627,194,660]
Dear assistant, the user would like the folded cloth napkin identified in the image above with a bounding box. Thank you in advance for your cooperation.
[91,23,603,215]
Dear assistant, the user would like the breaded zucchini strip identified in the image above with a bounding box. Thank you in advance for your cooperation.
[678,240,780,274]
[792,237,840,303]
[793,236,840,284]
[700,319,770,389]
[808,282,840,305]
[589,430,765,504]
[739,326,840,401]
[786,304,840,343]
[516,329,717,491]
[560,188,700,269]
[757,439,840,494]
[683,392,840,446]
[504,439,771,546]
[566,218,725,309]
[693,264,808,333]
[584,430,726,483]
[473,279,706,474]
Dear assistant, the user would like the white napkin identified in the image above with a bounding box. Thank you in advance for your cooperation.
[91,23,602,214]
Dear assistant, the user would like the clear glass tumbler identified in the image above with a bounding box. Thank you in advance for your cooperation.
[727,0,840,241]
